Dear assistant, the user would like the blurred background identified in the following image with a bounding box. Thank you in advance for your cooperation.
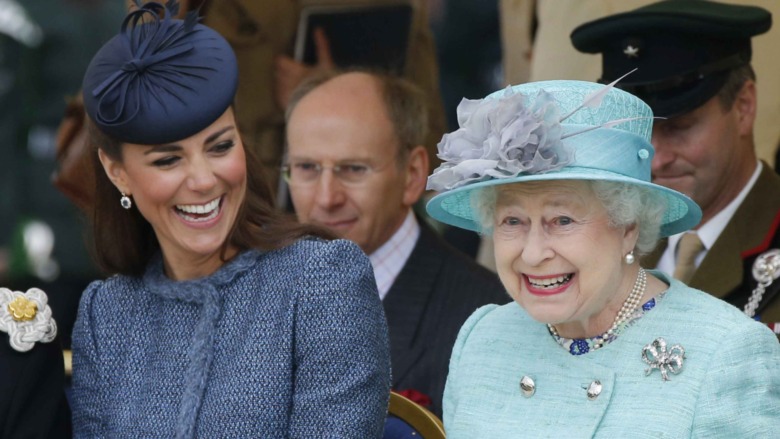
[0,0,504,349]
[1,0,778,350]
[0,0,125,348]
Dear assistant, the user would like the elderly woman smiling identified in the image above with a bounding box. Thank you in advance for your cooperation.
[426,80,780,437]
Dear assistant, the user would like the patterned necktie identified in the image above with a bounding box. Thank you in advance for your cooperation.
[673,232,704,283]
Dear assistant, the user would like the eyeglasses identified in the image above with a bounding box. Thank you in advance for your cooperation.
[281,159,394,186]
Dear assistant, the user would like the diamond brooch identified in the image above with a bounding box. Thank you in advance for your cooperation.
[642,337,685,381]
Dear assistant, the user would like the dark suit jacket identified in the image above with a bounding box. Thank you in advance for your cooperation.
[382,223,509,417]
[643,162,780,325]
[0,338,71,439]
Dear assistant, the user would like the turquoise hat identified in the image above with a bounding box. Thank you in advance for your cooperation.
[425,79,702,237]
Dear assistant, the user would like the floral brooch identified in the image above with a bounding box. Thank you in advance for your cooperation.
[0,287,57,352]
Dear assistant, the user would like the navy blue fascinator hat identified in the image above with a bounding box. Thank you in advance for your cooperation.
[82,0,238,145]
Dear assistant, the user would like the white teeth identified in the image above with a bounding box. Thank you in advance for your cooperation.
[175,197,221,222]
[176,198,220,214]
[176,206,220,223]
[528,274,572,288]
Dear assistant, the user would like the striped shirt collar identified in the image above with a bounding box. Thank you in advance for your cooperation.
[369,210,420,300]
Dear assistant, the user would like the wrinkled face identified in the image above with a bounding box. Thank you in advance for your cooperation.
[492,181,637,329]
[286,74,420,255]
[100,108,247,279]
[651,94,751,223]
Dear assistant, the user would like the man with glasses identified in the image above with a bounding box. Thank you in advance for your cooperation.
[284,70,507,416]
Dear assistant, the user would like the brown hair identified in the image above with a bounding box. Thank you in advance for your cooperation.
[716,64,756,110]
[285,69,428,162]
[87,114,331,276]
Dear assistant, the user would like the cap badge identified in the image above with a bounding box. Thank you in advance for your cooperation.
[623,45,640,58]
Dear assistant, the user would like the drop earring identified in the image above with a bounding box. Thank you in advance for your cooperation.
[120,192,132,210]
[624,250,635,265]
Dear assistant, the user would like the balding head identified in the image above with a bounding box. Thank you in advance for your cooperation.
[284,71,429,254]
[286,70,428,159]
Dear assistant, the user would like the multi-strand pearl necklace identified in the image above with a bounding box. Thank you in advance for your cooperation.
[548,268,647,350]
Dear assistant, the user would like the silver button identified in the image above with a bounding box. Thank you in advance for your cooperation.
[587,380,602,400]
[520,375,535,397]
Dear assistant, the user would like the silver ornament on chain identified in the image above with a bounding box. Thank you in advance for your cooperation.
[745,249,780,318]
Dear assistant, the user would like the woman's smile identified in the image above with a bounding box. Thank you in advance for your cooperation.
[174,195,224,227]
[524,273,574,296]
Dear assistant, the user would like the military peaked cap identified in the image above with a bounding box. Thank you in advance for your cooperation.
[570,0,772,117]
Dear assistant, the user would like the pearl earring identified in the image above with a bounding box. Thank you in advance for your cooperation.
[624,251,635,265]
[120,192,132,210]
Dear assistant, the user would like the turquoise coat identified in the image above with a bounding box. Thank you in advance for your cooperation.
[444,272,780,438]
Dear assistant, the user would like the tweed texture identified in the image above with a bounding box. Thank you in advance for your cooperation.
[71,238,391,438]
[443,271,780,438]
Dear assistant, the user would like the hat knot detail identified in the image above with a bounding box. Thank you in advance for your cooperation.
[120,40,193,74]
[93,41,194,100]
[122,58,148,73]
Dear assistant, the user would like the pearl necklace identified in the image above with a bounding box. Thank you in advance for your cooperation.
[548,268,647,350]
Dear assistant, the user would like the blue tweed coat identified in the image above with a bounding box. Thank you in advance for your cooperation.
[443,272,780,438]
[71,239,391,438]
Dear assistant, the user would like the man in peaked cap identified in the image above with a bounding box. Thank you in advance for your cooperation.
[571,0,780,333]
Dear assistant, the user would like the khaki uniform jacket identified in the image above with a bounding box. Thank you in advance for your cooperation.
[203,0,446,185]
[643,162,780,328]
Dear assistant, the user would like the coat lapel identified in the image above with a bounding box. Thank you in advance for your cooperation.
[382,224,443,385]
[645,164,780,297]
[690,165,780,296]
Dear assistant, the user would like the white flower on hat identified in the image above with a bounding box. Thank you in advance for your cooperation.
[0,287,57,352]
[428,69,641,192]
